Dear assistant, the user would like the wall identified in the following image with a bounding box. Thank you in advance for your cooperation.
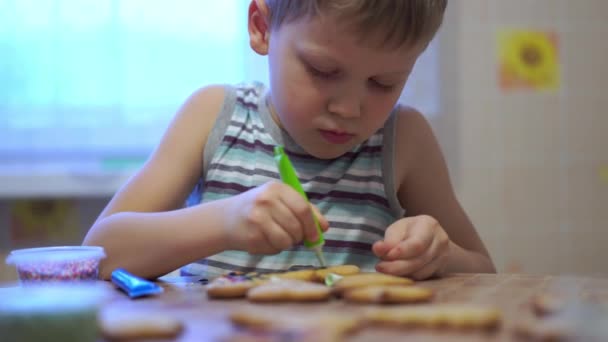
[438,0,607,276]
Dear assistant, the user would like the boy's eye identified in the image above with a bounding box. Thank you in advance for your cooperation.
[306,64,338,79]
[369,79,396,91]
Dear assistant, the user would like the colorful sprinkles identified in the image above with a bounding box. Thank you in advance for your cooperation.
[6,246,106,283]
[16,259,100,282]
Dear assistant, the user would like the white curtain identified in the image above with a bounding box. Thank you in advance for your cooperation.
[0,0,438,174]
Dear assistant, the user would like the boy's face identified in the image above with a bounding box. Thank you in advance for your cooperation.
[265,13,425,159]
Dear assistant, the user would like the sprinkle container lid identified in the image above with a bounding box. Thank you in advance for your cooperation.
[0,283,110,313]
[0,284,111,342]
[5,246,106,265]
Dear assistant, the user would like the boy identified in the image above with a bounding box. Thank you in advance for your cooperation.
[84,0,495,280]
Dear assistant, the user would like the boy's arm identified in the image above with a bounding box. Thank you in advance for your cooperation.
[393,106,496,274]
[83,85,229,280]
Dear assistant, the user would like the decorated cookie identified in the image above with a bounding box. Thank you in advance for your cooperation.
[99,312,183,340]
[229,308,361,341]
[206,272,266,299]
[207,265,361,299]
[261,269,317,282]
[343,285,434,304]
[364,305,501,330]
[513,319,574,341]
[314,265,360,282]
[259,264,361,283]
[332,272,414,295]
[531,293,566,317]
[247,279,332,302]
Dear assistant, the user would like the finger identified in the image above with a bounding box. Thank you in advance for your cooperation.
[310,204,330,232]
[411,254,445,280]
[415,231,449,265]
[411,233,450,279]
[372,240,391,258]
[261,222,295,252]
[382,220,410,249]
[249,225,281,255]
[375,258,425,277]
[268,200,303,243]
[279,188,320,242]
[379,236,449,278]
[386,225,435,260]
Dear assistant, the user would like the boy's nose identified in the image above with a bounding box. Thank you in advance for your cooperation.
[327,93,362,119]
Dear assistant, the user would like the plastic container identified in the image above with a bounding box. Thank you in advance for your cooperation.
[5,246,106,283]
[0,284,110,342]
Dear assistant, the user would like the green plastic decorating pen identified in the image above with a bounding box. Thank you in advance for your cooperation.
[274,146,327,267]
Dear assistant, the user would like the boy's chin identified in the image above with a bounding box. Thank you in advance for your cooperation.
[303,144,353,160]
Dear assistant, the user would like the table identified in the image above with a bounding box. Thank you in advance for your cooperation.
[100,273,608,341]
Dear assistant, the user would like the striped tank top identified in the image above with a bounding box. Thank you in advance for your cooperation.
[181,82,405,278]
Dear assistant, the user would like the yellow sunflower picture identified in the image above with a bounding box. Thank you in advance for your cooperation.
[600,165,608,185]
[498,29,560,91]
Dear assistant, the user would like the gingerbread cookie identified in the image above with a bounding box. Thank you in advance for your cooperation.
[247,279,331,302]
[530,292,608,318]
[259,264,360,283]
[343,285,434,304]
[206,272,266,299]
[364,305,501,330]
[229,308,361,341]
[512,319,574,341]
[207,265,361,299]
[531,293,566,316]
[261,269,317,282]
[221,330,312,342]
[314,265,360,282]
[332,272,414,295]
[99,312,183,340]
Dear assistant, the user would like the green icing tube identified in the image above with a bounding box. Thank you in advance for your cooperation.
[274,146,327,267]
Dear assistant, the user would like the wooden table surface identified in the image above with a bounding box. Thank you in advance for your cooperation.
[100,272,608,341]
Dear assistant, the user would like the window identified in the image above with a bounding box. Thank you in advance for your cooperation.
[0,0,439,197]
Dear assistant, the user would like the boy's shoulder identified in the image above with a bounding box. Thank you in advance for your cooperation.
[392,105,434,142]
[186,84,228,113]
[393,104,429,128]
[183,81,266,118]
[391,105,438,185]
[187,82,265,108]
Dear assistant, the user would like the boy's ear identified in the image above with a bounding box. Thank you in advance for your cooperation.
[248,0,270,55]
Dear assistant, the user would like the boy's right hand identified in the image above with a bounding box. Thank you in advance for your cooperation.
[222,180,329,254]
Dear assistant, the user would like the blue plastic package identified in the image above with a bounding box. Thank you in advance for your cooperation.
[111,268,164,298]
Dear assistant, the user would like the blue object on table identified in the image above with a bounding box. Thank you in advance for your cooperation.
[111,268,164,298]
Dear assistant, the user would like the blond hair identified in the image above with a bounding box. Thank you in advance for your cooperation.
[265,0,447,48]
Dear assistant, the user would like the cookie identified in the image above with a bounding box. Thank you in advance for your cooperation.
[222,328,344,342]
[531,292,608,318]
[261,269,317,282]
[99,312,183,340]
[332,272,414,294]
[531,293,566,316]
[221,331,310,342]
[314,265,360,282]
[364,305,501,330]
[259,265,360,283]
[512,319,575,341]
[207,265,360,299]
[247,279,331,302]
[206,273,266,299]
[343,285,434,304]
[229,308,361,341]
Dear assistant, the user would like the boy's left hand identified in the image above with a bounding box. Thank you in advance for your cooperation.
[372,215,450,280]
